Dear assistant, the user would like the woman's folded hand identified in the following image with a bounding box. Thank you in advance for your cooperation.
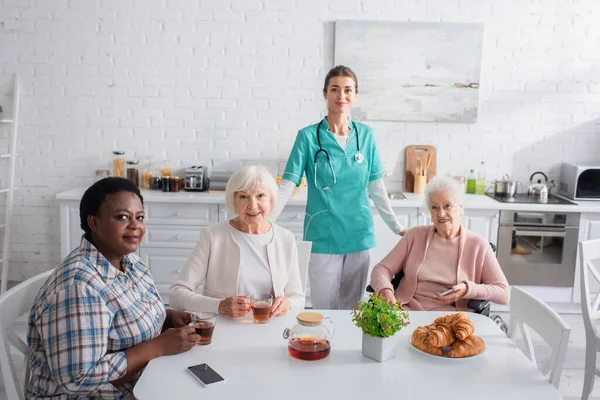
[378,288,397,305]
[270,296,291,318]
[218,296,252,318]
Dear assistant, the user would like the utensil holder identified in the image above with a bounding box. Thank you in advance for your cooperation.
[414,175,427,194]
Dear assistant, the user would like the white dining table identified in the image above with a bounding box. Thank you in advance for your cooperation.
[133,310,562,400]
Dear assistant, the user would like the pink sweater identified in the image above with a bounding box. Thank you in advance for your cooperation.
[370,225,509,310]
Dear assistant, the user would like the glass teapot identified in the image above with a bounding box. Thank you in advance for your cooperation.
[283,312,335,361]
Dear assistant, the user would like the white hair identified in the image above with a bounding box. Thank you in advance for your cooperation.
[424,176,464,208]
[225,165,279,216]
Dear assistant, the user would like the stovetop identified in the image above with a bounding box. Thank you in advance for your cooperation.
[485,193,576,205]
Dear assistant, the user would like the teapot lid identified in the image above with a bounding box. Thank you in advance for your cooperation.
[296,312,323,326]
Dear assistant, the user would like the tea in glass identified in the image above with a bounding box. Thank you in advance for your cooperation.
[250,293,273,324]
[288,337,331,361]
[190,312,217,345]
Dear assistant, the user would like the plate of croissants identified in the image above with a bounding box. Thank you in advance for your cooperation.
[410,312,486,359]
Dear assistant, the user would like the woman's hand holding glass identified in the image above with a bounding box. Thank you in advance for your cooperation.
[218,296,252,318]
[167,309,192,328]
[269,296,290,318]
[153,326,198,356]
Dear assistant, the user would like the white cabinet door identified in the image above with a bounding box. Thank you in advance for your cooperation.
[60,201,84,258]
[417,208,433,226]
[573,213,600,302]
[140,247,196,304]
[462,209,499,247]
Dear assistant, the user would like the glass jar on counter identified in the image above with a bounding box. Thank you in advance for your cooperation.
[126,160,140,187]
[149,169,162,190]
[170,176,184,192]
[161,176,172,192]
[95,169,111,182]
[112,151,125,178]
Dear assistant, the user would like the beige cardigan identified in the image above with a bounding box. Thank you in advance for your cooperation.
[169,221,305,313]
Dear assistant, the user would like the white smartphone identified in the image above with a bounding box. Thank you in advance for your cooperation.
[439,288,454,296]
[187,363,225,386]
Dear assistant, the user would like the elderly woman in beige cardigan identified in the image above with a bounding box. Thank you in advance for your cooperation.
[169,165,304,318]
[370,177,509,311]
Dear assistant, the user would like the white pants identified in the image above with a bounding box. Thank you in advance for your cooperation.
[308,250,370,310]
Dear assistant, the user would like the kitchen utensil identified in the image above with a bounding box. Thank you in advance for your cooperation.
[528,171,554,198]
[405,145,436,192]
[493,174,520,197]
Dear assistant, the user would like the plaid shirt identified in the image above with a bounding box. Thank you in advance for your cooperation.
[27,236,166,399]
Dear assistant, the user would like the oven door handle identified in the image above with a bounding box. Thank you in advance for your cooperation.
[513,229,566,238]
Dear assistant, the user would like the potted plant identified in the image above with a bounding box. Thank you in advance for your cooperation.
[352,293,410,362]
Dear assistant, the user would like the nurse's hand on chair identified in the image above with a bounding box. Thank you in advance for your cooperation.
[379,288,397,305]
[218,296,252,318]
[270,296,290,318]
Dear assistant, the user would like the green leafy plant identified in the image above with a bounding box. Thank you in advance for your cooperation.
[352,293,410,338]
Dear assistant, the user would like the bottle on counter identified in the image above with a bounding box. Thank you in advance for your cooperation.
[476,161,486,195]
[466,169,476,194]
[112,151,125,178]
[126,160,140,187]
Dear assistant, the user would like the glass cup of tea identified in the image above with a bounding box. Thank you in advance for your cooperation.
[250,293,273,324]
[189,312,217,345]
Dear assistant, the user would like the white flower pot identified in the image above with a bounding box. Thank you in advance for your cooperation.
[361,332,398,362]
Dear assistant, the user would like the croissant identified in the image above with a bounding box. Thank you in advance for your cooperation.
[426,323,456,347]
[448,335,485,358]
[411,325,443,356]
[434,312,475,341]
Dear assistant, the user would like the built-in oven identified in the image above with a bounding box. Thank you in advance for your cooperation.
[497,210,580,287]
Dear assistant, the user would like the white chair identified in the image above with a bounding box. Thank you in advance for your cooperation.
[579,238,600,400]
[507,286,571,389]
[0,270,52,400]
[296,241,312,295]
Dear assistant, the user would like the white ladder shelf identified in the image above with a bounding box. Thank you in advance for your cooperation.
[1,74,20,294]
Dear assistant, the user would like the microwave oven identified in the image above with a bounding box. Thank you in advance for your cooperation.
[558,163,600,200]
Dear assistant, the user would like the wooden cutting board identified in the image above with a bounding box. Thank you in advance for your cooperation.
[405,145,437,192]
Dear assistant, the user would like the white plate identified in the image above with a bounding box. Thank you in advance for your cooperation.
[408,336,486,360]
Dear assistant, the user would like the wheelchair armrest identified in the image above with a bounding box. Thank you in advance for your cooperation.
[366,271,404,294]
[467,299,491,317]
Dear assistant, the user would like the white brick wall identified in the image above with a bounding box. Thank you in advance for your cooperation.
[0,0,599,281]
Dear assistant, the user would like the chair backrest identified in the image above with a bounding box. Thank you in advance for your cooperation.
[0,270,52,400]
[507,286,571,389]
[296,241,312,294]
[579,239,600,340]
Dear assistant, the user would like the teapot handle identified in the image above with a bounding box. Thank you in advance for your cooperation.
[323,317,335,340]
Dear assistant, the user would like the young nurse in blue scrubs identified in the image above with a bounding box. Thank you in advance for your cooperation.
[273,65,407,310]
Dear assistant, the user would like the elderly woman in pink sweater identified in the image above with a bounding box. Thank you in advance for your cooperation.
[370,176,509,311]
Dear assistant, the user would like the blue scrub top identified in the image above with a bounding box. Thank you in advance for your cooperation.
[282,118,385,254]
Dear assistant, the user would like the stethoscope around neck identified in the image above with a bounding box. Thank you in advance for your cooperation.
[314,119,364,190]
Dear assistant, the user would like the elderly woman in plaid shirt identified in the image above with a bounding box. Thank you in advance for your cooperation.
[26,178,198,399]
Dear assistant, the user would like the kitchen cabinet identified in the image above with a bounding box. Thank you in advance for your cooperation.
[462,209,499,247]
[59,200,85,256]
[572,213,600,302]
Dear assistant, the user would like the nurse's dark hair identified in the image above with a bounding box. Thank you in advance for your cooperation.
[323,65,358,93]
[80,177,144,235]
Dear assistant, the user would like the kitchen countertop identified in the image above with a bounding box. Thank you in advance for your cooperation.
[56,187,600,213]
